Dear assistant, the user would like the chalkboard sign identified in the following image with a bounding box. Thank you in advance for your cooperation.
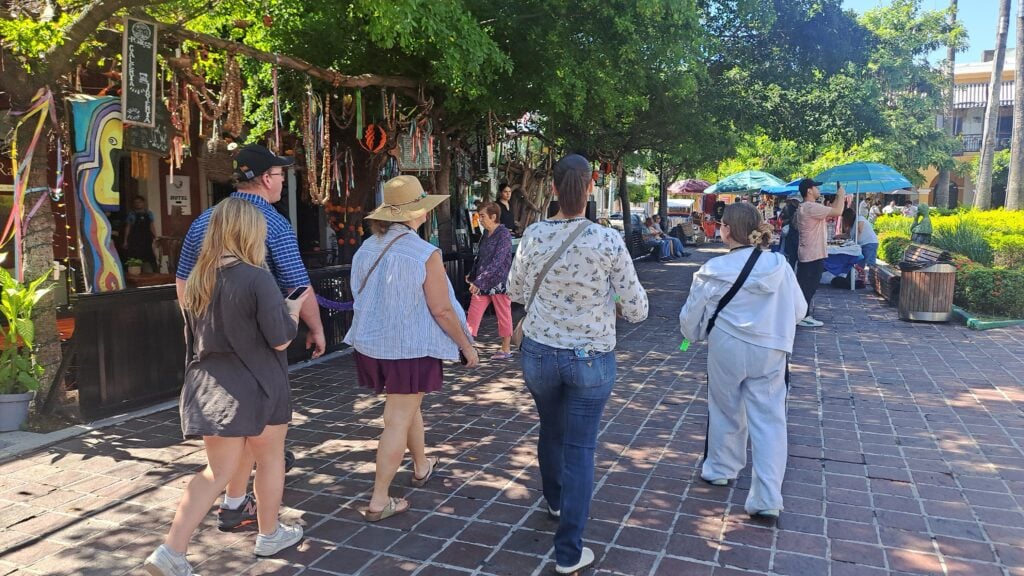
[121,17,158,127]
[124,103,170,154]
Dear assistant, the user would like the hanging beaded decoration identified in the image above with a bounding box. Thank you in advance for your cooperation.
[303,89,331,205]
[221,52,243,137]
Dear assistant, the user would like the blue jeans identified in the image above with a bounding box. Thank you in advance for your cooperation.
[668,236,685,255]
[861,242,878,268]
[520,337,616,567]
[644,239,671,259]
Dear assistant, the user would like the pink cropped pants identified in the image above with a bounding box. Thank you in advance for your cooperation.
[466,293,513,338]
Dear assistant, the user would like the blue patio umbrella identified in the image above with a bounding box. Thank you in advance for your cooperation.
[705,170,785,194]
[813,162,913,291]
[762,178,802,196]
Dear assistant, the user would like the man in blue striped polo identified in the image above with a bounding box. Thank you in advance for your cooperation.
[176,144,325,531]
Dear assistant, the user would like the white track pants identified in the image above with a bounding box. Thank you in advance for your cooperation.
[702,329,789,514]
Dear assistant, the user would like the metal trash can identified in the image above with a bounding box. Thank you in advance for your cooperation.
[897,248,956,322]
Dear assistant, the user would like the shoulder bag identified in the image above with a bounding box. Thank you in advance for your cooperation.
[511,221,590,348]
[356,233,410,295]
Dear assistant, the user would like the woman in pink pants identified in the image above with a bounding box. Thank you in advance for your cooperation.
[466,202,515,359]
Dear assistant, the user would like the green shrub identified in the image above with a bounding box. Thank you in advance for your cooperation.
[878,232,911,264]
[874,214,912,236]
[957,265,1024,318]
[931,216,994,266]
[950,255,975,306]
[990,234,1024,269]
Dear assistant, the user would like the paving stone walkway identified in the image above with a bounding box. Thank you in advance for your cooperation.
[1,245,1023,576]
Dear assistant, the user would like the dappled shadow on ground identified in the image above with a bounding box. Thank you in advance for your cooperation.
[1,245,1023,575]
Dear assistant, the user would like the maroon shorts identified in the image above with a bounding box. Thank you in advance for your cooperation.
[353,351,444,395]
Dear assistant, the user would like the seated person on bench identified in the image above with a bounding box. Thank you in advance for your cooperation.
[653,215,690,257]
[645,217,685,260]
[643,217,673,260]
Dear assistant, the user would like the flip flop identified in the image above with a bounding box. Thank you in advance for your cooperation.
[362,497,409,522]
[491,351,513,360]
[410,456,439,488]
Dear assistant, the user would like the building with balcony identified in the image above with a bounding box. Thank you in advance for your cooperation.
[922,49,1017,207]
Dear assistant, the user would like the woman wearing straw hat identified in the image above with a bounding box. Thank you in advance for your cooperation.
[509,154,648,575]
[344,175,479,522]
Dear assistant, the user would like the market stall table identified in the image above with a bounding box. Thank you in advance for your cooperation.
[823,243,864,280]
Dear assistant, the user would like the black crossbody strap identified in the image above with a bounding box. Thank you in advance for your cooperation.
[705,247,762,336]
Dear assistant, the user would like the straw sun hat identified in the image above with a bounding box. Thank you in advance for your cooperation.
[365,175,449,222]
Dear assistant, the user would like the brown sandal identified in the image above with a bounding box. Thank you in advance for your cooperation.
[411,456,439,488]
[362,496,409,522]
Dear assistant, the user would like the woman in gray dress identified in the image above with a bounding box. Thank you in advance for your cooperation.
[145,198,306,576]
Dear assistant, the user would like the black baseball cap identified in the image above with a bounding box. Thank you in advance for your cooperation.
[797,178,823,195]
[233,144,294,182]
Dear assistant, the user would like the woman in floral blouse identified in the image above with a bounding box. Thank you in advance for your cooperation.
[508,154,648,575]
[466,202,514,359]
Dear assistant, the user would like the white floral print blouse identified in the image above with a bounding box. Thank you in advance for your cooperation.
[508,218,648,353]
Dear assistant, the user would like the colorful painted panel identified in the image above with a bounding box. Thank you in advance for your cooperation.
[70,95,125,292]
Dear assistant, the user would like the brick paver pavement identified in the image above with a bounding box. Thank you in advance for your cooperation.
[1,245,1023,576]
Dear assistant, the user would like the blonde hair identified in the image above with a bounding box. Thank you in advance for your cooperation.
[182,198,267,317]
[722,203,773,249]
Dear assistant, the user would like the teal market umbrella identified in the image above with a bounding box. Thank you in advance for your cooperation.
[813,162,912,195]
[705,170,785,194]
[813,162,913,291]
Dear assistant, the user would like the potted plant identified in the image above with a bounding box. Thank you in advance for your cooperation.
[125,257,144,276]
[0,261,53,431]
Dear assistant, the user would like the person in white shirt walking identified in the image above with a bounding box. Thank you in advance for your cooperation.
[679,202,807,521]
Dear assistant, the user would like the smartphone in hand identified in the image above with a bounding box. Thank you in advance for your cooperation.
[287,286,309,300]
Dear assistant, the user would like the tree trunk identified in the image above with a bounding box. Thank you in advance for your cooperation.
[435,130,454,251]
[658,163,669,226]
[1007,0,1024,211]
[934,0,958,209]
[7,94,61,410]
[975,0,1012,210]
[618,161,634,254]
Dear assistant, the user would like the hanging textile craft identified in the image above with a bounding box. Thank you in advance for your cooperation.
[3,88,57,282]
[69,95,126,292]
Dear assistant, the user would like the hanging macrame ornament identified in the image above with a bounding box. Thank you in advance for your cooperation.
[360,123,387,154]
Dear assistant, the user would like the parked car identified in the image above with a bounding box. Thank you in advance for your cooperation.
[608,212,644,233]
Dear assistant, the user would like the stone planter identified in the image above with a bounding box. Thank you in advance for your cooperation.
[127,266,142,276]
[0,391,34,432]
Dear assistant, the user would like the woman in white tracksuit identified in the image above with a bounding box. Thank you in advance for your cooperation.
[679,203,807,519]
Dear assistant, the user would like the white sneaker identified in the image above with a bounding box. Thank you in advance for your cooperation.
[702,477,730,487]
[556,546,595,574]
[547,505,561,519]
[797,316,824,327]
[144,545,199,576]
[254,523,304,557]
